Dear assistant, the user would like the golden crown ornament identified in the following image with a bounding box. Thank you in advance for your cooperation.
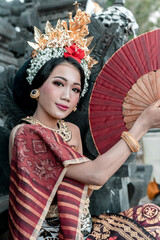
[26,1,97,97]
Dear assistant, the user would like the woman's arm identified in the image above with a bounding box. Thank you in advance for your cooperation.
[65,100,160,186]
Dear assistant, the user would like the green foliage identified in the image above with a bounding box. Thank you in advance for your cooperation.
[104,0,114,8]
[103,0,160,35]
[125,0,160,34]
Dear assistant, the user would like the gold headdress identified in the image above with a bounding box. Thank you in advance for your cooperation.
[26,1,97,97]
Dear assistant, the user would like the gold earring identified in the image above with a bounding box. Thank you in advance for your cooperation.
[73,107,77,112]
[30,89,40,99]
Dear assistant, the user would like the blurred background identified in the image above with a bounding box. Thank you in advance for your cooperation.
[3,0,160,35]
[108,0,160,34]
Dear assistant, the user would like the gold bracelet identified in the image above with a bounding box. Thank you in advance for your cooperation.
[121,131,140,152]
[88,185,102,190]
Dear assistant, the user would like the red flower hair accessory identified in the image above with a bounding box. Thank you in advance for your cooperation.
[64,44,85,63]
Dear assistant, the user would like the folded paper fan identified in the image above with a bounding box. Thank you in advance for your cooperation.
[89,29,160,154]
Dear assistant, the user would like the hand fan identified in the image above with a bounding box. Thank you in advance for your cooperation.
[89,29,160,154]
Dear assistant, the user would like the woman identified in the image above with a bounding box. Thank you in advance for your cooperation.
[8,5,160,240]
[9,55,160,240]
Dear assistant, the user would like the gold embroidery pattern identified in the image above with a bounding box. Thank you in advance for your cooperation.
[156,229,160,237]
[89,220,111,240]
[137,204,160,224]
[89,214,155,240]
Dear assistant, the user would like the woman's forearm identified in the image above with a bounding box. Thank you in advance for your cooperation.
[94,115,149,184]
[66,114,149,186]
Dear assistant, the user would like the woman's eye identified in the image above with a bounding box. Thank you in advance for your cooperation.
[73,88,81,93]
[53,81,64,87]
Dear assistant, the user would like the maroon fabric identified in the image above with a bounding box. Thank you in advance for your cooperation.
[8,124,88,240]
[121,203,160,239]
[87,203,160,240]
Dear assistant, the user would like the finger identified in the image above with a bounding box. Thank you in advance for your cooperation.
[153,99,160,107]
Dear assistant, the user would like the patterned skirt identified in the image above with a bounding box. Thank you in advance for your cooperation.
[87,203,160,240]
[37,199,92,240]
[37,203,160,239]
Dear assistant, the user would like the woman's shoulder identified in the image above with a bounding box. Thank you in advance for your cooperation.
[11,122,33,133]
[10,123,25,135]
[65,122,82,153]
[10,123,40,139]
[66,122,80,135]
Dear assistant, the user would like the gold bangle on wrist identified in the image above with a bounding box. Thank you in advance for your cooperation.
[88,185,102,190]
[121,131,140,152]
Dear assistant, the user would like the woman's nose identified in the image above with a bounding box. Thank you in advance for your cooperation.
[61,88,71,102]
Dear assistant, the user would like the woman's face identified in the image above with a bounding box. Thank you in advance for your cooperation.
[36,62,81,122]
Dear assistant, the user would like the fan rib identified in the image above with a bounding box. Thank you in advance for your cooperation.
[123,109,143,116]
[156,69,160,99]
[98,74,128,93]
[148,71,157,101]
[89,29,160,154]
[141,73,155,102]
[92,117,124,132]
[132,82,153,104]
[108,57,137,86]
[124,114,140,124]
[94,87,125,100]
[137,77,154,103]
[140,34,152,72]
[100,66,131,91]
[157,30,160,68]
[122,102,146,110]
[116,51,139,83]
[127,88,150,105]
[125,41,146,77]
[93,122,125,139]
[90,111,122,118]
[124,95,149,108]
[90,96,123,106]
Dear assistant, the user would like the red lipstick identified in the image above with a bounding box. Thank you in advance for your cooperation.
[56,104,69,111]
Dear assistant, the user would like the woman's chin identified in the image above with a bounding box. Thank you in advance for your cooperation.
[52,111,72,120]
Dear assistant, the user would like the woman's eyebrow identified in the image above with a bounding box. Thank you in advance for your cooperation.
[54,76,67,81]
[74,83,81,86]
[53,76,81,86]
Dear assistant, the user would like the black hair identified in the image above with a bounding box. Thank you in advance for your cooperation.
[13,57,85,115]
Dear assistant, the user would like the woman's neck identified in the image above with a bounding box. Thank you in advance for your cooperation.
[33,112,59,130]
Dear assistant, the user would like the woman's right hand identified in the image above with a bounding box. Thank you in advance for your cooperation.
[137,99,160,131]
[129,99,160,141]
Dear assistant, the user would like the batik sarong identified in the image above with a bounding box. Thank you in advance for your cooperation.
[8,124,90,240]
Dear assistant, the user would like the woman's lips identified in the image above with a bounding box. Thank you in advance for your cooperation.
[56,104,69,111]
